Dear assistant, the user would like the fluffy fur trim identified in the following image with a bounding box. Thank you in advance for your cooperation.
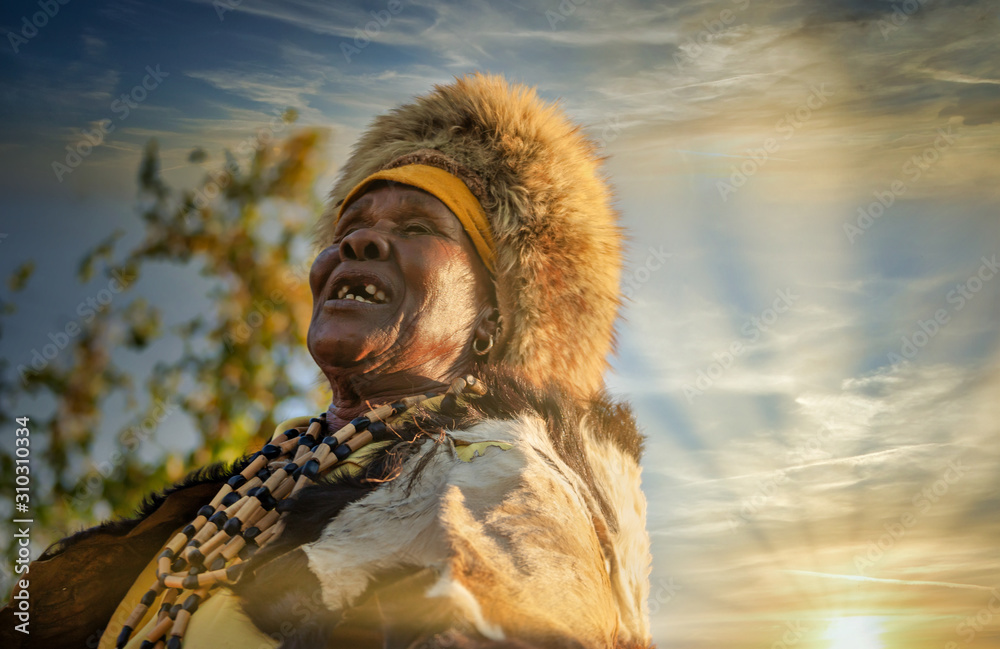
[315,73,624,399]
[237,366,650,648]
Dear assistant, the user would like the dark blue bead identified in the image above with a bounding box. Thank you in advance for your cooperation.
[140,590,156,607]
[302,459,320,481]
[283,462,298,473]
[282,428,299,439]
[223,517,242,536]
[116,626,133,649]
[349,416,370,430]
[209,511,228,527]
[368,421,387,435]
[256,489,277,511]
[334,444,352,461]
[182,594,201,613]
[221,491,240,507]
[243,526,261,540]
[260,443,281,459]
[227,475,246,489]
[187,548,204,567]
[391,401,407,413]
[322,435,338,448]
[197,505,215,518]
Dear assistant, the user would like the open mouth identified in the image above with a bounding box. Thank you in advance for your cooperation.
[330,275,391,305]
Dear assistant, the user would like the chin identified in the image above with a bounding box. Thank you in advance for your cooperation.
[309,320,395,373]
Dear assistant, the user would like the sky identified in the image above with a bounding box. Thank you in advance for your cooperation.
[2,0,999,647]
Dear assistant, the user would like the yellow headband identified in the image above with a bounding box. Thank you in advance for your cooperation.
[335,164,496,274]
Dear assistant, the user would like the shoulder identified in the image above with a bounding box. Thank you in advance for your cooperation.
[0,461,239,649]
[239,365,651,647]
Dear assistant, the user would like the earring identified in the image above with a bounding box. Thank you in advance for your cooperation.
[473,334,494,356]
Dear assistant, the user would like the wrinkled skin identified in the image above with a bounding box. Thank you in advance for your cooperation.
[308,181,498,428]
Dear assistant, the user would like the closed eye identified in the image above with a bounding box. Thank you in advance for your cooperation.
[402,222,435,235]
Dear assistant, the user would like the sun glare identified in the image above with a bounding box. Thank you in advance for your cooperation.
[824,617,886,649]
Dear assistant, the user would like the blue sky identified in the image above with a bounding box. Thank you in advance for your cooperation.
[2,1,999,647]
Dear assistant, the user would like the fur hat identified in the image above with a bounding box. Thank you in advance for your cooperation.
[316,73,623,399]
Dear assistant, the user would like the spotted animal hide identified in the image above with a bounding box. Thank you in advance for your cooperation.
[237,367,651,649]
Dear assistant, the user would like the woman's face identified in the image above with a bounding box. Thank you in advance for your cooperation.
[307,182,493,388]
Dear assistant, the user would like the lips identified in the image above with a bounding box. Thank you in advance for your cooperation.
[326,270,392,306]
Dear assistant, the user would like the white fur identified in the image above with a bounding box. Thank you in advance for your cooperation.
[302,415,651,647]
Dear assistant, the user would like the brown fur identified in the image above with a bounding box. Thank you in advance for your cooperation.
[315,73,623,399]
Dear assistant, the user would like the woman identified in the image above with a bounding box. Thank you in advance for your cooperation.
[2,73,650,649]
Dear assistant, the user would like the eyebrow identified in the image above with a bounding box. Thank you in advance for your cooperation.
[341,191,444,223]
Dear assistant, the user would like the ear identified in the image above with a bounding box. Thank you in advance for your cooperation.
[473,307,501,350]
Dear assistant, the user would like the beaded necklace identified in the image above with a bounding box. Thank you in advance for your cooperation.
[114,375,486,649]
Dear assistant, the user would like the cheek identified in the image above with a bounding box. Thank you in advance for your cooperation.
[427,246,479,302]
[309,249,338,298]
[403,244,479,319]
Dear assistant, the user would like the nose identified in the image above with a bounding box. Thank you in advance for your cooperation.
[339,225,391,262]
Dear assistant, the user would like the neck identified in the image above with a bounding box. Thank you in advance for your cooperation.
[323,368,469,430]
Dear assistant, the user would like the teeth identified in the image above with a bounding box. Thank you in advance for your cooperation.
[335,282,386,303]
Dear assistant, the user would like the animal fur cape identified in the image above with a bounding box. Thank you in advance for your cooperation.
[0,366,651,649]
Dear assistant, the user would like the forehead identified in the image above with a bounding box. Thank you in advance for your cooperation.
[340,182,449,220]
